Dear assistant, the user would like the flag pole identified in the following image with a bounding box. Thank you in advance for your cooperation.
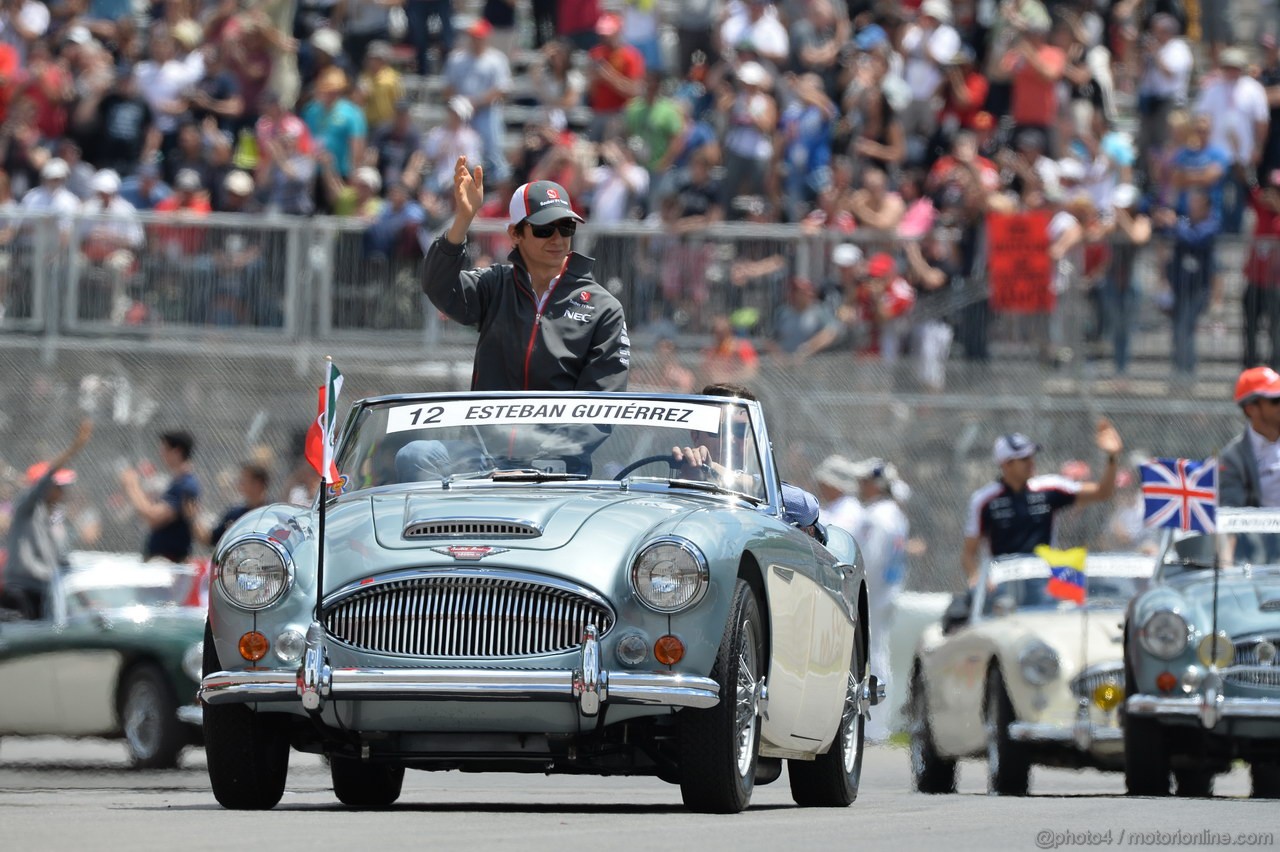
[1210,458,1221,669]
[315,356,332,625]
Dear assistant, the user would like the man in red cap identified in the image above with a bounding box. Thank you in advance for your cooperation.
[1,420,92,620]
[1220,366,1280,507]
[421,156,629,392]
[586,12,644,140]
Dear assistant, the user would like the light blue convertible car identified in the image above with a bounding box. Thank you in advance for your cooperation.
[1123,507,1280,797]
[200,391,880,812]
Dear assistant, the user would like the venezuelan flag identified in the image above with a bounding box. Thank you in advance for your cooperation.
[1035,545,1087,604]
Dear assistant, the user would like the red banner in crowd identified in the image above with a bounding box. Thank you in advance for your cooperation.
[987,210,1054,314]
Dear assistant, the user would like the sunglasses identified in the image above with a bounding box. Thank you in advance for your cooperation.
[526,220,577,239]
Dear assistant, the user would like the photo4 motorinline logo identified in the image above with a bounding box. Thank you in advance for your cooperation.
[1035,829,1276,849]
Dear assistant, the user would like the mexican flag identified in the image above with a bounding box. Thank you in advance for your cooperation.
[304,361,344,483]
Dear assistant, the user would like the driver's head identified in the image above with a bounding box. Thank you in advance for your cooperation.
[697,383,754,455]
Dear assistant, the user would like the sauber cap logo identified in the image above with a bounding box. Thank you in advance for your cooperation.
[430,545,510,561]
[546,188,560,200]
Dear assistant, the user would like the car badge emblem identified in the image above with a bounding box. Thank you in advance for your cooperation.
[431,545,509,561]
[327,474,350,497]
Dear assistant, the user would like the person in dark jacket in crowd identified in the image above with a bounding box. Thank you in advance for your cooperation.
[421,155,630,392]
[119,430,201,563]
[1220,366,1280,508]
[1,420,93,620]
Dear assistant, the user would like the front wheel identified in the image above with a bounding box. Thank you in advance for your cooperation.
[331,755,406,807]
[984,666,1030,796]
[908,666,956,794]
[121,664,185,769]
[787,624,866,806]
[1251,763,1280,799]
[678,579,765,813]
[1122,710,1170,796]
[202,620,292,810]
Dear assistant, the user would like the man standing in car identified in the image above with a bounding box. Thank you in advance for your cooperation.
[421,156,630,392]
[962,421,1123,586]
[1220,366,1280,507]
[2,420,92,619]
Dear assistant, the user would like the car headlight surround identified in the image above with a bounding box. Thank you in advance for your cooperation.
[1018,641,1060,685]
[630,536,709,614]
[1139,609,1190,659]
[215,534,294,611]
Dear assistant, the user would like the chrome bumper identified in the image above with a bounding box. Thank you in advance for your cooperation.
[199,623,719,717]
[1008,721,1122,747]
[1127,667,1280,729]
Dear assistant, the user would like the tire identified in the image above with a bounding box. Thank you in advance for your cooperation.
[1174,767,1215,798]
[908,666,956,794]
[1122,710,1170,796]
[331,755,406,807]
[678,579,765,814]
[1250,763,1280,799]
[984,666,1030,796]
[787,623,866,807]
[121,664,186,769]
[202,620,292,810]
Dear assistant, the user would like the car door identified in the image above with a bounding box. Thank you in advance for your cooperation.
[791,534,856,746]
[0,620,61,734]
[46,614,123,736]
[923,621,991,756]
[762,531,822,753]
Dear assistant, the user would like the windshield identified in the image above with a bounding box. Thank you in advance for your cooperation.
[63,564,201,616]
[983,556,1153,615]
[334,395,768,502]
[1165,531,1280,574]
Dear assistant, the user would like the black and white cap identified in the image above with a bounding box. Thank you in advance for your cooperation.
[993,433,1040,464]
[508,180,585,226]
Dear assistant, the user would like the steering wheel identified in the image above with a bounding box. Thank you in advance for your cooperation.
[613,454,678,480]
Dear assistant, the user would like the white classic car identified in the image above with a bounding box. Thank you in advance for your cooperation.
[909,551,1154,795]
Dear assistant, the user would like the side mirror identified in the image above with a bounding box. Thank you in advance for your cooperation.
[941,591,972,635]
[992,594,1017,617]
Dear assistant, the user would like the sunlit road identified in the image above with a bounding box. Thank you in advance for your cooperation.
[0,739,1273,852]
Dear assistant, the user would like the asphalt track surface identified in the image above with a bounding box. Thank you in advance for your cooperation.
[1,738,1275,852]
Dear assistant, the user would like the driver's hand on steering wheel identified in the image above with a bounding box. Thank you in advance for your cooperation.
[671,444,711,479]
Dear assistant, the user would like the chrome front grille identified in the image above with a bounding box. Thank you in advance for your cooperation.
[403,520,542,539]
[1071,662,1125,702]
[323,572,614,658]
[1228,635,1280,688]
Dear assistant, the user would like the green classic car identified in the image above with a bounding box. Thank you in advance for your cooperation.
[0,554,205,767]
[201,391,882,813]
[1123,508,1280,797]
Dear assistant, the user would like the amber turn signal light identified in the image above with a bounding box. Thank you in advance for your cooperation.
[654,634,685,665]
[239,631,269,662]
[1155,671,1178,694]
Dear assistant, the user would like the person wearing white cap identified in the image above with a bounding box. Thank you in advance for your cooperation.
[21,158,81,247]
[421,158,629,393]
[78,169,144,323]
[814,453,864,541]
[1104,184,1151,376]
[441,16,512,182]
[1193,45,1270,234]
[961,420,1123,586]
[900,0,960,139]
[419,95,483,195]
[848,457,909,740]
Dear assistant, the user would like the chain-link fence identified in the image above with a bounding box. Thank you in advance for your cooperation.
[0,214,1260,596]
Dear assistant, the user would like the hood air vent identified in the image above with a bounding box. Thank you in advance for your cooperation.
[403,520,542,539]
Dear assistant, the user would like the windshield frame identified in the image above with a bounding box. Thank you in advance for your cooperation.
[329,391,785,517]
[973,553,1156,620]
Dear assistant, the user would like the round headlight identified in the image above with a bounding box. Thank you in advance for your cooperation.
[630,537,709,613]
[216,536,293,610]
[1018,641,1060,685]
[1139,610,1189,659]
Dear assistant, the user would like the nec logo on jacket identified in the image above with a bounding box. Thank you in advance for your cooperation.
[564,310,592,322]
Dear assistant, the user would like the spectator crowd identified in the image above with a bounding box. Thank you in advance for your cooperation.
[0,0,1277,383]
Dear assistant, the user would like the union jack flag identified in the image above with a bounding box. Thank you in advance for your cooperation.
[1140,457,1217,533]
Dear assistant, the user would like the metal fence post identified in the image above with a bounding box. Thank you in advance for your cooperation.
[36,215,57,366]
